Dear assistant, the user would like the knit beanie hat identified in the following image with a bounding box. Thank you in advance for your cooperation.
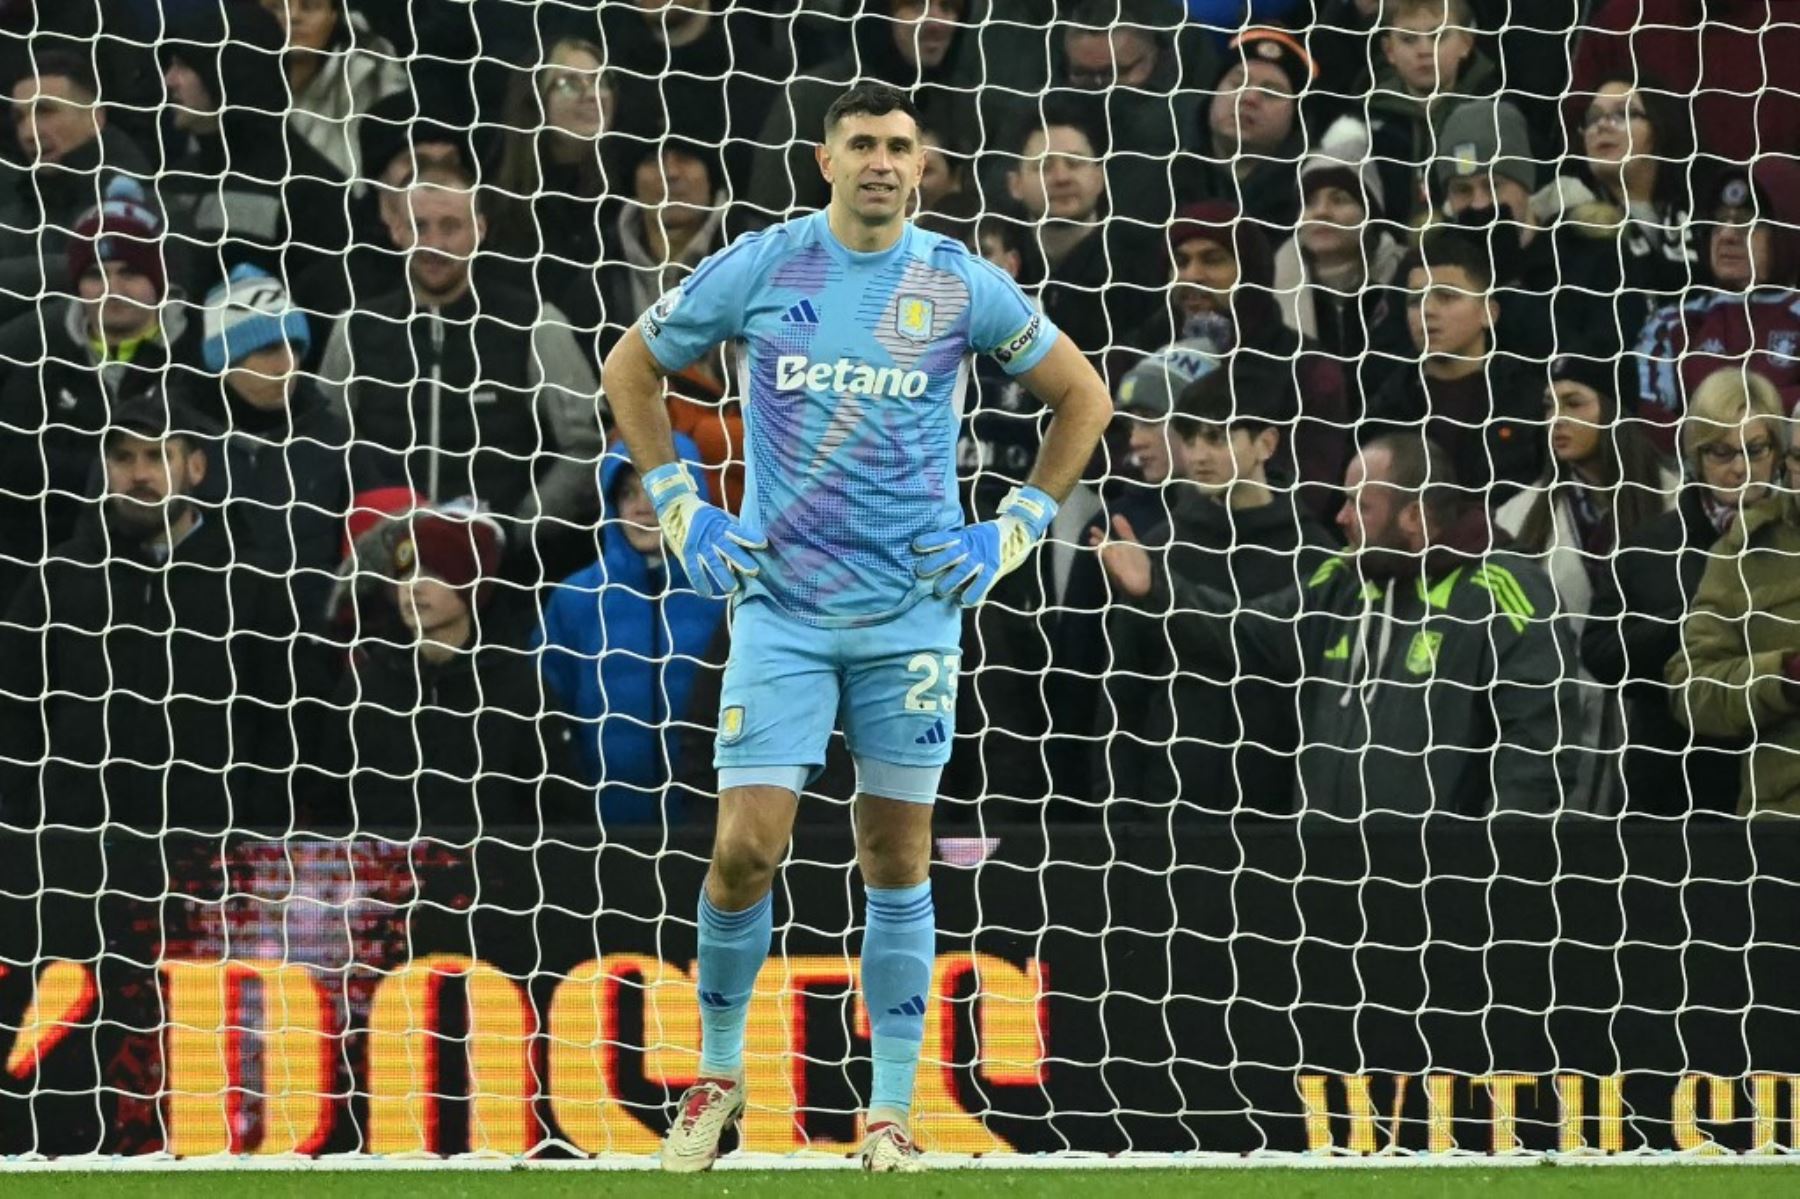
[202,263,311,372]
[392,507,504,605]
[1217,27,1318,96]
[66,182,166,299]
[1300,115,1386,222]
[1434,98,1538,195]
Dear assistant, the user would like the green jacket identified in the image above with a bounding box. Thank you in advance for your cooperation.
[1666,493,1800,815]
[1154,546,1575,816]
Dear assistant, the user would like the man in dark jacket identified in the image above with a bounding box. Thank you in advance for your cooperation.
[153,0,355,299]
[1096,360,1336,815]
[0,189,201,610]
[0,49,152,324]
[1187,27,1315,236]
[1099,433,1574,816]
[0,393,302,833]
[318,164,604,586]
[309,507,587,840]
[191,263,352,628]
[537,439,726,827]
[1362,232,1544,507]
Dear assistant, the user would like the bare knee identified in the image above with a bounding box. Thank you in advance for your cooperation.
[707,785,796,908]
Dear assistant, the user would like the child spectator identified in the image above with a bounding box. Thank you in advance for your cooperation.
[1366,0,1495,224]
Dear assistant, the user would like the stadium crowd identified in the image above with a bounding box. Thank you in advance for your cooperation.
[0,0,1797,836]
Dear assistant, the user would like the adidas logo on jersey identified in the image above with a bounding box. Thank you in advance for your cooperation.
[775,355,929,400]
[914,719,947,746]
[781,299,821,325]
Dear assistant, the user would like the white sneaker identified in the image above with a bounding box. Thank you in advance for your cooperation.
[660,1076,745,1173]
[859,1119,924,1173]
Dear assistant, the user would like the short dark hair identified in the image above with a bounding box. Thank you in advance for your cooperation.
[17,49,99,100]
[1361,432,1465,522]
[823,82,921,138]
[1401,226,1495,291]
[1173,358,1295,438]
[1014,93,1110,161]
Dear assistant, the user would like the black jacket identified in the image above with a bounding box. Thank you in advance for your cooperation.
[1362,355,1545,507]
[1137,516,1575,816]
[191,378,354,628]
[1579,489,1745,815]
[308,636,588,838]
[0,296,202,610]
[1101,488,1337,814]
[1039,223,1168,379]
[0,510,308,832]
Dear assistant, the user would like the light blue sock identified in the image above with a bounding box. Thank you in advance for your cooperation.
[862,880,935,1116]
[695,888,773,1078]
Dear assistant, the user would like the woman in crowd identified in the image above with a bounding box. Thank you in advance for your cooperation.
[1582,369,1788,816]
[260,0,410,184]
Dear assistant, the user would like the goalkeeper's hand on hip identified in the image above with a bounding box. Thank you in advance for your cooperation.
[642,462,767,601]
[912,485,1058,608]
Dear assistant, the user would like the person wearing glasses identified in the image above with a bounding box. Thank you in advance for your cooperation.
[1634,159,1800,455]
[1585,369,1788,816]
[1665,371,1800,817]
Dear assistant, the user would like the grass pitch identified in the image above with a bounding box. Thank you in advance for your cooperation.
[5,1167,1800,1198]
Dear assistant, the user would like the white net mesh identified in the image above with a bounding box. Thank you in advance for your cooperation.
[0,0,1796,1163]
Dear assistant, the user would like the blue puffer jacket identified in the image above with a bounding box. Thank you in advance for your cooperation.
[535,437,724,824]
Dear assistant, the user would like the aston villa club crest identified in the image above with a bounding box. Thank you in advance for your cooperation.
[720,705,745,744]
[897,295,934,342]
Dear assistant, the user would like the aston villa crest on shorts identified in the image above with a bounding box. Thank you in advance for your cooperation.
[897,295,934,342]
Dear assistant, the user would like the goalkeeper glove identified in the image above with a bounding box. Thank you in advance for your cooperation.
[912,485,1058,608]
[641,461,767,601]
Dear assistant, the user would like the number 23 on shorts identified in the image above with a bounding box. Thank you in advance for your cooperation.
[904,653,960,712]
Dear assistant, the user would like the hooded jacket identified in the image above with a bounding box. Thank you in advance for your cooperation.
[0,508,305,831]
[281,5,409,182]
[152,0,356,296]
[1101,486,1336,813]
[535,438,726,825]
[1139,510,1575,816]
[1666,490,1800,816]
[1582,487,1746,816]
[0,294,200,608]
[1365,48,1500,225]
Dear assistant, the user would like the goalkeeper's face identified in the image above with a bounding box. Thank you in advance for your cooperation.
[819,112,924,228]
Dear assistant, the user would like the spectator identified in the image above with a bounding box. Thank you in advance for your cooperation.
[603,0,789,200]
[1108,338,1222,535]
[318,163,605,586]
[1635,160,1800,452]
[1494,354,1676,809]
[308,507,588,839]
[537,441,727,826]
[1094,358,1336,815]
[1496,354,1676,628]
[1567,0,1800,165]
[1273,115,1410,420]
[1544,78,1699,370]
[1096,433,1572,816]
[1666,418,1800,817]
[568,139,735,371]
[1365,0,1496,225]
[1056,0,1201,226]
[748,0,984,219]
[289,85,474,324]
[0,188,200,610]
[257,0,409,184]
[155,0,354,297]
[0,393,302,832]
[1429,98,1555,364]
[0,50,151,323]
[953,215,1047,522]
[1134,203,1351,519]
[190,263,352,626]
[1006,100,1164,374]
[1363,231,1544,505]
[484,37,621,308]
[1189,27,1316,235]
[1583,369,1786,816]
[915,127,980,241]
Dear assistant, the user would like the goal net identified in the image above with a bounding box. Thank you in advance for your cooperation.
[0,0,1797,1164]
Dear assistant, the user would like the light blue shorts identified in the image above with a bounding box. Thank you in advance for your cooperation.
[713,596,963,804]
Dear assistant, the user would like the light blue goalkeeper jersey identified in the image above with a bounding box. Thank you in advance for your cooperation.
[637,211,1059,627]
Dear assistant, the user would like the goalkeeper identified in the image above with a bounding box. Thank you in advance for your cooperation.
[602,82,1111,1172]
